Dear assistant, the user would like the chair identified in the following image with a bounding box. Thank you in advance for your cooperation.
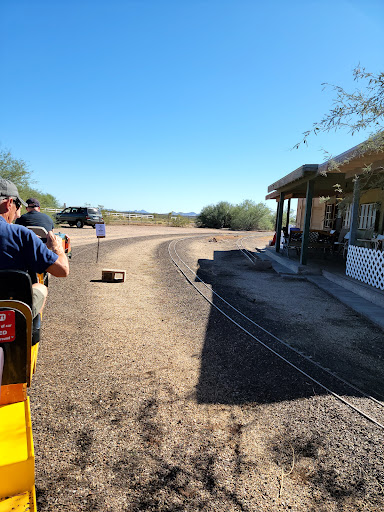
[282,230,302,258]
[364,227,375,239]
[354,227,372,247]
[0,270,41,347]
[312,231,335,258]
[27,225,48,239]
[0,271,35,392]
[342,231,351,258]
[333,228,350,257]
[0,270,40,391]
[375,234,384,250]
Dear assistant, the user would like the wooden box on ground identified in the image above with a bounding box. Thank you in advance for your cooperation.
[102,269,126,282]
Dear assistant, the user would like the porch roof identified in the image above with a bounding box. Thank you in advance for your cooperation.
[266,165,347,200]
[267,164,318,193]
[266,139,384,201]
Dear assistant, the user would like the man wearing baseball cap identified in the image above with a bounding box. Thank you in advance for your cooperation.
[0,178,69,318]
[16,197,54,234]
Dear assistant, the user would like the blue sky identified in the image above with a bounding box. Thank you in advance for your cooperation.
[1,0,383,213]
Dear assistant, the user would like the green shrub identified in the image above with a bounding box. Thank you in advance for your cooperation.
[170,215,190,227]
[197,199,275,231]
[196,201,233,228]
[230,200,274,231]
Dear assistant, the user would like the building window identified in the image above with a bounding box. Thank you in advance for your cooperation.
[343,204,352,228]
[324,204,335,229]
[343,203,377,230]
[359,203,377,230]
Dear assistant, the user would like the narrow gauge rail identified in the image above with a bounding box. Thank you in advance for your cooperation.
[168,235,384,432]
[237,235,384,401]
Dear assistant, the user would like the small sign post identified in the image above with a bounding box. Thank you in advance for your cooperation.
[95,223,106,262]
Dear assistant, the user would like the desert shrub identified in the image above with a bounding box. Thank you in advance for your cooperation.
[170,215,190,227]
[196,201,233,228]
[230,200,274,231]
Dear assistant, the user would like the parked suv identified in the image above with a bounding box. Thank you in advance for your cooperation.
[55,207,104,228]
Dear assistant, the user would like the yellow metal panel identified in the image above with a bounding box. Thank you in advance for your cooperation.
[0,399,35,499]
[31,343,39,378]
[0,488,36,511]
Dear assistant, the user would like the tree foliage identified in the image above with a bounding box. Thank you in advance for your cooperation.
[295,66,384,199]
[0,148,60,208]
[230,200,274,231]
[197,200,274,231]
[296,66,384,148]
[20,187,59,209]
[0,149,31,188]
[196,201,233,229]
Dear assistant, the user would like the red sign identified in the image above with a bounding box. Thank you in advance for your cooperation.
[0,310,16,342]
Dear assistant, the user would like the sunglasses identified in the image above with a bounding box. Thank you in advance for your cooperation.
[12,197,22,210]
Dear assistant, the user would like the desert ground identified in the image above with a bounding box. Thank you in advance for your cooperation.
[31,224,384,511]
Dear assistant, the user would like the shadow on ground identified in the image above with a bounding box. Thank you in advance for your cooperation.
[195,249,384,404]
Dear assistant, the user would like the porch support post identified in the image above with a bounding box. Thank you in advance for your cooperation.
[349,177,360,246]
[300,179,314,265]
[274,202,279,231]
[286,198,291,231]
[275,192,285,253]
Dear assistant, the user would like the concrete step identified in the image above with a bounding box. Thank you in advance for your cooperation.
[279,273,307,280]
[307,275,384,331]
[322,269,384,309]
[260,247,384,331]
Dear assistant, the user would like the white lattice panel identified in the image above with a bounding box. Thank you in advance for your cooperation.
[346,245,384,290]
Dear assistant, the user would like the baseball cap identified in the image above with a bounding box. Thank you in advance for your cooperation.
[0,178,27,206]
[26,198,40,208]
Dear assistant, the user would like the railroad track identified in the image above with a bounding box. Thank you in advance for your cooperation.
[168,235,384,431]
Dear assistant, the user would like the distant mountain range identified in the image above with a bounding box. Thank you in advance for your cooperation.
[172,211,198,217]
[119,209,198,217]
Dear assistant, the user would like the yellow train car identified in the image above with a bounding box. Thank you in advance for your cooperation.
[0,271,38,512]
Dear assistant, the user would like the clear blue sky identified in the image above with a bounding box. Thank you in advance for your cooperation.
[1,0,383,213]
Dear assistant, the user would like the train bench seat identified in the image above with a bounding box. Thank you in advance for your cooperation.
[0,270,38,511]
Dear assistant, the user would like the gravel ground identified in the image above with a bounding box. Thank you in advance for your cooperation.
[30,225,384,511]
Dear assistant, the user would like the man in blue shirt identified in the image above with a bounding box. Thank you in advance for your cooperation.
[0,179,69,317]
[15,197,54,236]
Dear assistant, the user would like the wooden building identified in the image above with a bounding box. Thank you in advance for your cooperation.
[266,141,384,290]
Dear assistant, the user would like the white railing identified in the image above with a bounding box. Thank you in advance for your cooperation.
[346,245,384,290]
[105,212,154,219]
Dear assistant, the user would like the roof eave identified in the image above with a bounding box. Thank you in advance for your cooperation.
[267,164,318,193]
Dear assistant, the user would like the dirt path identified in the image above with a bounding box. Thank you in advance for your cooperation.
[30,226,384,511]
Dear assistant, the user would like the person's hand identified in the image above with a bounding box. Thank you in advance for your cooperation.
[46,231,65,255]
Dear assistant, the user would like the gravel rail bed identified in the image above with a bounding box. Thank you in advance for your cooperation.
[29,227,384,511]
